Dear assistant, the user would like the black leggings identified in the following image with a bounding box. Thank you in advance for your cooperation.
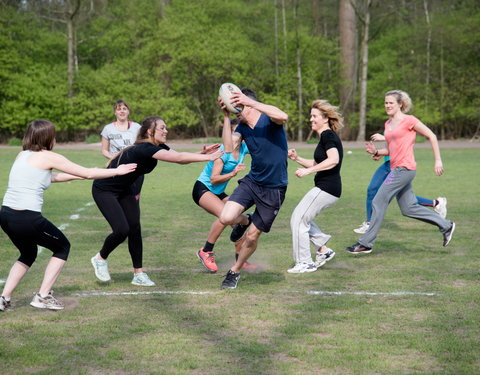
[0,206,70,267]
[92,185,142,268]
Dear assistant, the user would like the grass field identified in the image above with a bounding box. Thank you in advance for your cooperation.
[0,146,479,375]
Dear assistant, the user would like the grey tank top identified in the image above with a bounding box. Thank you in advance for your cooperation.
[2,151,52,212]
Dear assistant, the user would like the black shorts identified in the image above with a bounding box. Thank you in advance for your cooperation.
[228,176,287,233]
[192,180,228,206]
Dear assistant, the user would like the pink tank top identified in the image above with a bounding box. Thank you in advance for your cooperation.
[384,115,419,170]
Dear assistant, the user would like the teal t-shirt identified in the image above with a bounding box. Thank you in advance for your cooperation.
[197,143,249,195]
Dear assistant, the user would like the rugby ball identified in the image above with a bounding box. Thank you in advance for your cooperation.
[219,82,243,113]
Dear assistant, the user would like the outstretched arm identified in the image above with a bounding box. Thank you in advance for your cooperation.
[413,121,444,176]
[39,151,136,181]
[153,147,223,164]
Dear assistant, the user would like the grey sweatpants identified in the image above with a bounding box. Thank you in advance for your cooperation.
[290,187,339,263]
[359,167,452,248]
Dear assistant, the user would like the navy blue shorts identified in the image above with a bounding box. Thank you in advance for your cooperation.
[228,176,287,233]
[192,180,228,206]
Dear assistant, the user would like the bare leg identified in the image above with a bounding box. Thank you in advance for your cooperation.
[230,223,262,273]
[38,257,66,296]
[1,261,29,299]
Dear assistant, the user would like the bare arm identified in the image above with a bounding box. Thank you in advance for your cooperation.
[152,147,223,164]
[413,121,444,176]
[210,158,246,185]
[231,92,288,125]
[294,147,339,178]
[288,149,315,168]
[34,151,137,181]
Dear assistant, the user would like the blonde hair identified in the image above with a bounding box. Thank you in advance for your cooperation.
[311,100,344,132]
[385,90,412,113]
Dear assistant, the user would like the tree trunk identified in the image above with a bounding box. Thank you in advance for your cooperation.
[357,0,371,142]
[294,0,303,141]
[339,0,357,139]
[274,0,279,78]
[66,0,81,99]
[423,0,431,111]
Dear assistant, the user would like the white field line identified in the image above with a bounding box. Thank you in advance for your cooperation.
[73,290,219,296]
[72,289,441,297]
[0,279,5,285]
[308,290,441,296]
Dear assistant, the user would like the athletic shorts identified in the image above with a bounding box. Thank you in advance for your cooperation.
[192,180,228,206]
[228,176,287,233]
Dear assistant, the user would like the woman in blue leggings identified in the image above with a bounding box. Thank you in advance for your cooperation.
[353,133,447,234]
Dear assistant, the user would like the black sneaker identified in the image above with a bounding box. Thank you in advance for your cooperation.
[346,242,372,254]
[443,222,455,247]
[230,213,252,242]
[221,270,241,289]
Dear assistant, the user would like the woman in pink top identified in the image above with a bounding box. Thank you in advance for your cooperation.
[346,90,455,254]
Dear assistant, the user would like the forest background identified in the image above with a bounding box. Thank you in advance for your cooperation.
[0,0,479,142]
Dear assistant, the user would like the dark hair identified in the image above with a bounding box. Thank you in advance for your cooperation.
[136,116,165,144]
[241,88,258,101]
[230,118,239,126]
[113,100,130,112]
[23,120,56,151]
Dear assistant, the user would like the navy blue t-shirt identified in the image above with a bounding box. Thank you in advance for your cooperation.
[313,129,343,198]
[235,114,288,188]
[93,142,170,194]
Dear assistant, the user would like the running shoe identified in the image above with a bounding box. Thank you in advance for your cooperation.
[0,296,11,312]
[197,249,218,273]
[287,262,317,274]
[131,272,155,286]
[91,254,111,282]
[443,222,455,247]
[30,291,64,310]
[353,221,370,234]
[221,270,241,289]
[230,213,252,242]
[434,197,447,218]
[346,242,372,254]
[315,248,336,268]
[234,260,258,270]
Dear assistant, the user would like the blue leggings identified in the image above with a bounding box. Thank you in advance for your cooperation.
[366,161,433,222]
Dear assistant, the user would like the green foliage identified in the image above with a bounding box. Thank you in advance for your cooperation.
[7,137,22,146]
[0,0,478,141]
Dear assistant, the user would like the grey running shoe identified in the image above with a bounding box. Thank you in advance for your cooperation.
[0,296,12,312]
[221,270,241,289]
[443,222,455,247]
[30,291,64,310]
[91,254,111,281]
[315,248,336,267]
[131,272,155,286]
[230,213,252,242]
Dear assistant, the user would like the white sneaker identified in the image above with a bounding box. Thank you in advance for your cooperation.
[91,254,111,282]
[131,272,155,286]
[434,197,447,218]
[353,221,370,234]
[287,262,317,274]
[315,248,336,268]
[30,291,64,310]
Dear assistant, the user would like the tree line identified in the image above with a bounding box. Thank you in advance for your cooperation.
[0,0,478,142]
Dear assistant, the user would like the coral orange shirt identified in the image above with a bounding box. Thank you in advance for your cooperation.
[384,115,420,171]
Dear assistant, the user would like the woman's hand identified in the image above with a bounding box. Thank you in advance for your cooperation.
[434,160,444,176]
[201,143,221,154]
[295,168,310,178]
[116,163,137,175]
[232,163,246,176]
[288,149,298,161]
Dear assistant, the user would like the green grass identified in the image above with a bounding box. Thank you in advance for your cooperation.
[0,146,479,374]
